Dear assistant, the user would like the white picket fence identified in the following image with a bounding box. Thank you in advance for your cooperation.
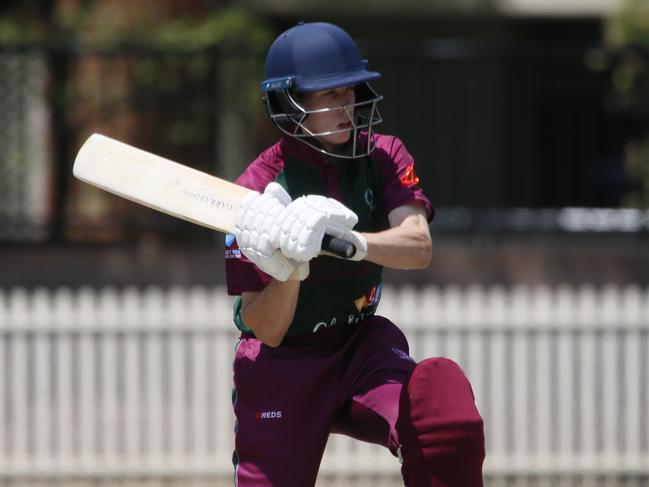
[0,285,648,483]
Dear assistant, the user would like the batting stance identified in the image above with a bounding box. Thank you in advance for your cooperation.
[225,22,485,487]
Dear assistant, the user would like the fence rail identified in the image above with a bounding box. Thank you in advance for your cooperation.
[0,285,648,483]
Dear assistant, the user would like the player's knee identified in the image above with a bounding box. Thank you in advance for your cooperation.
[396,357,485,483]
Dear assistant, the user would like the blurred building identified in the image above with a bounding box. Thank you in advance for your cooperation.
[1,0,647,289]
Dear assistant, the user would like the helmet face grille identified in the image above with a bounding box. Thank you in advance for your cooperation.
[264,82,383,159]
[261,22,384,159]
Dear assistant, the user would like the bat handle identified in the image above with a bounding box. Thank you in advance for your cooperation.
[321,234,357,259]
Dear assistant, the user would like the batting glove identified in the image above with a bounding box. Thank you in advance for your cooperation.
[274,195,368,262]
[234,182,309,281]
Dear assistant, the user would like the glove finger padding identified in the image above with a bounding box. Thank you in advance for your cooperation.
[301,195,358,238]
[264,181,292,206]
[274,198,324,261]
[234,190,260,252]
[234,182,310,281]
[275,195,360,262]
[235,192,285,256]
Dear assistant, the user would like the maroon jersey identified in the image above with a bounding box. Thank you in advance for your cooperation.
[225,134,433,336]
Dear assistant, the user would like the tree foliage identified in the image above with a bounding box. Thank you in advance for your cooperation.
[0,1,272,51]
[607,0,649,207]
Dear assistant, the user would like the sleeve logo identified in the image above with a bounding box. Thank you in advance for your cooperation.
[224,234,242,259]
[400,162,420,188]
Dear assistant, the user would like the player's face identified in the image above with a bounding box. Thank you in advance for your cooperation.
[299,86,356,149]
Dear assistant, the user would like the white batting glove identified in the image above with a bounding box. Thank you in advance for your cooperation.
[274,195,367,262]
[234,182,309,281]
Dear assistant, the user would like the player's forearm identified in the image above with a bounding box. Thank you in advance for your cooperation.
[362,223,432,270]
[241,279,300,347]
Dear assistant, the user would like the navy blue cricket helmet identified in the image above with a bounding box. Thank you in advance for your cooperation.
[261,22,383,159]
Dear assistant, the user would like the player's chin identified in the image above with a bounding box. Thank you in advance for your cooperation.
[325,130,352,146]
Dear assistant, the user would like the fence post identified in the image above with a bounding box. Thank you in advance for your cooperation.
[53,287,74,470]
[142,286,165,469]
[8,288,29,469]
[167,287,188,467]
[122,286,142,468]
[576,285,598,469]
[33,287,53,470]
[98,287,120,468]
[0,289,6,469]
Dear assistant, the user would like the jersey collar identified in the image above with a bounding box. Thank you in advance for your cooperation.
[279,135,328,167]
[279,132,373,167]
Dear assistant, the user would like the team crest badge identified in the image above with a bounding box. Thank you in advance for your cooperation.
[364,188,375,212]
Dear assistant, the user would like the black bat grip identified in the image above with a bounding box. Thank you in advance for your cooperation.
[321,234,357,259]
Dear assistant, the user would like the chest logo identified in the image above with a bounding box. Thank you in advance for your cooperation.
[354,285,381,312]
[364,188,375,212]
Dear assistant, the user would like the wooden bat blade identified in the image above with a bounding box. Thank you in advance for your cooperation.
[73,134,251,233]
[73,133,357,259]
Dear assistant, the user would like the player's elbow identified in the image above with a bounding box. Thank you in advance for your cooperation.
[411,234,432,269]
[258,333,284,348]
[405,219,432,269]
[412,250,431,270]
[249,322,287,348]
[423,236,433,266]
[418,248,433,269]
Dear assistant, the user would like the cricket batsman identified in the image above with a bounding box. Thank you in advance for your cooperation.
[226,21,485,486]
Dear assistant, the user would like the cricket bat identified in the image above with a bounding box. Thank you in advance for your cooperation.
[73,134,356,258]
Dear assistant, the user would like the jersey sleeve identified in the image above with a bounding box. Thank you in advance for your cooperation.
[224,147,282,296]
[224,233,272,295]
[373,136,434,222]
